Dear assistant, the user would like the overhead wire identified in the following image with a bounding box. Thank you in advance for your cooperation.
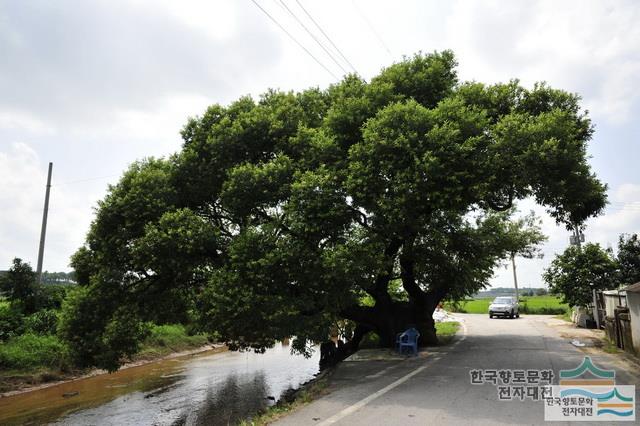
[351,0,393,59]
[294,0,360,75]
[276,0,349,75]
[248,0,339,80]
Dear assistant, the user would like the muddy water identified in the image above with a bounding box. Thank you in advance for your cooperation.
[0,342,320,425]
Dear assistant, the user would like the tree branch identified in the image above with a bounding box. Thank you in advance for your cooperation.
[399,237,427,302]
[486,184,515,211]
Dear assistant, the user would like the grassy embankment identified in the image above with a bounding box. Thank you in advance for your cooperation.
[445,295,568,315]
[0,324,209,393]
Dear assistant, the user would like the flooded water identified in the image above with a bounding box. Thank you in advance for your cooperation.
[0,343,320,425]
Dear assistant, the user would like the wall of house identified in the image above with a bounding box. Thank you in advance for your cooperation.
[627,292,640,355]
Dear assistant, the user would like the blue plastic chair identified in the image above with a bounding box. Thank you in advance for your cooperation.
[396,327,420,355]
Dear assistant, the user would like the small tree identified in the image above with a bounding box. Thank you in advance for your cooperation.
[617,233,640,286]
[544,243,617,307]
[0,258,39,314]
[503,211,547,300]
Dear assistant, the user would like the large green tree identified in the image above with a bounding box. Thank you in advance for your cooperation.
[1,258,39,314]
[65,51,607,369]
[544,243,618,307]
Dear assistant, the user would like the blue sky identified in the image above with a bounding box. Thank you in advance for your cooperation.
[1,0,638,288]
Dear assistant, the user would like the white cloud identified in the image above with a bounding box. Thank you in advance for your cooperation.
[0,109,55,135]
[0,142,94,272]
[146,0,238,41]
[491,182,640,289]
[443,0,640,124]
[614,183,640,202]
[0,0,639,275]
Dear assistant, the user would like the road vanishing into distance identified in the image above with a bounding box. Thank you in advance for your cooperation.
[277,314,640,425]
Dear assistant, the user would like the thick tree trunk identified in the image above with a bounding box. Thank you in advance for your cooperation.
[319,323,371,369]
[341,295,441,352]
[373,300,438,347]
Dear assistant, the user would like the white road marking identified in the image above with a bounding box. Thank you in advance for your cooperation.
[365,363,401,379]
[452,320,467,347]
[316,321,465,425]
[316,363,430,425]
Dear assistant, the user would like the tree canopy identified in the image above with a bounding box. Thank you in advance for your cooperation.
[1,258,39,314]
[544,233,640,307]
[617,233,640,286]
[544,243,618,307]
[64,51,607,370]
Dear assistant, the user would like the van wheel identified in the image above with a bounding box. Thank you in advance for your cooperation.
[509,310,514,319]
[489,312,493,319]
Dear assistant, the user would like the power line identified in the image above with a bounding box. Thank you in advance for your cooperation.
[351,0,393,59]
[294,0,360,75]
[249,0,339,80]
[277,0,348,75]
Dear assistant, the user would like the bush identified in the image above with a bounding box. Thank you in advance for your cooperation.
[37,284,70,310]
[358,331,381,349]
[58,286,148,372]
[24,309,59,335]
[141,324,209,351]
[0,301,24,341]
[0,333,69,370]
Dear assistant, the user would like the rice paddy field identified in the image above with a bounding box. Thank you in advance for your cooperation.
[445,295,568,315]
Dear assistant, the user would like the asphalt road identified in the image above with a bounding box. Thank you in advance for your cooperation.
[275,314,640,425]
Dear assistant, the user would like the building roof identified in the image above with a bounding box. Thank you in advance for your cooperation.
[623,282,640,293]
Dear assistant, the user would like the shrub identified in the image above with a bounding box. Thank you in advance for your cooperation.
[0,333,69,370]
[24,309,59,335]
[37,284,70,310]
[58,286,148,372]
[0,301,24,341]
[141,324,208,350]
[358,331,380,349]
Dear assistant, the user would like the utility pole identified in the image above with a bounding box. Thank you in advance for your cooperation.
[570,224,599,328]
[511,253,519,302]
[569,226,584,248]
[36,162,53,284]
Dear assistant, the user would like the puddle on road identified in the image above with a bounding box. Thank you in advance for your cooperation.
[0,342,320,426]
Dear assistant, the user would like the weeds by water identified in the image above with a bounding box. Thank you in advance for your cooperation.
[0,324,210,394]
[239,373,331,426]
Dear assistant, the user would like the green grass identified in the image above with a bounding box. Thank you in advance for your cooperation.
[137,324,210,358]
[0,324,211,394]
[444,296,568,315]
[239,373,330,425]
[556,310,572,322]
[602,339,620,354]
[436,321,460,345]
[0,333,69,370]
